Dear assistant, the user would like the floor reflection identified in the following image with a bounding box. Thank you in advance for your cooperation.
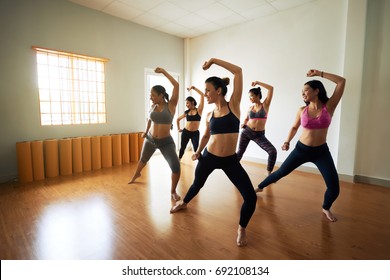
[35,195,113,259]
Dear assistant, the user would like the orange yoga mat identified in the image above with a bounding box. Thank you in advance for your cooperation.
[44,139,59,178]
[121,133,130,164]
[59,138,72,176]
[129,133,139,162]
[112,134,122,166]
[16,141,33,183]
[101,135,112,168]
[72,137,83,173]
[91,136,101,170]
[31,140,45,181]
[138,132,145,157]
[82,136,92,172]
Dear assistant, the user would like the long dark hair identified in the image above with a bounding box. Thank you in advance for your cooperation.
[304,80,328,105]
[249,87,262,100]
[152,85,169,102]
[205,76,230,96]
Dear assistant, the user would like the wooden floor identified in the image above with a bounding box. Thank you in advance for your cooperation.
[1,152,389,260]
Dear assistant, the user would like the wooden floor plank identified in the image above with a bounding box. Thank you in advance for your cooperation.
[0,152,389,260]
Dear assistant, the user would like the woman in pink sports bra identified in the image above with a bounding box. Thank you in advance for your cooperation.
[257,69,346,222]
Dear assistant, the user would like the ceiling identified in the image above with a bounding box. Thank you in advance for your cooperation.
[69,0,316,38]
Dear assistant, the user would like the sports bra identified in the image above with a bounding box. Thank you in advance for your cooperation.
[185,109,201,122]
[209,103,240,135]
[301,105,331,130]
[149,103,173,125]
[248,105,267,120]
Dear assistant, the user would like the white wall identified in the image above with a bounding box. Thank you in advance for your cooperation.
[0,0,184,182]
[189,0,348,173]
[355,0,390,182]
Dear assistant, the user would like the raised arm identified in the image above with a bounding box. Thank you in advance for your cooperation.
[282,107,303,151]
[251,80,274,112]
[202,58,242,115]
[187,86,205,116]
[155,67,179,113]
[306,69,346,115]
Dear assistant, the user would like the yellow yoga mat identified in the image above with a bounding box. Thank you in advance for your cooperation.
[16,141,33,183]
[31,140,45,181]
[112,134,122,166]
[121,133,130,164]
[138,132,145,158]
[44,139,59,178]
[129,133,139,162]
[82,136,92,172]
[59,138,72,176]
[101,135,112,168]
[72,137,83,173]
[91,136,101,170]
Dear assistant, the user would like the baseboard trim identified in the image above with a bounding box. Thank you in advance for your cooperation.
[354,175,390,188]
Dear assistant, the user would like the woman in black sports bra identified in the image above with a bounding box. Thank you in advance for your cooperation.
[176,86,204,159]
[170,58,257,247]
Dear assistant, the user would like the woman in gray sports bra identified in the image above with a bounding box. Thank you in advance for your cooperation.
[128,67,181,202]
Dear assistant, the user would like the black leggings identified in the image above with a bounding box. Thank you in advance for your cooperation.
[179,129,200,159]
[258,141,339,210]
[183,149,257,228]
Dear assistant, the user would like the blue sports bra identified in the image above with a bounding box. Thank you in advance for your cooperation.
[209,103,240,135]
[149,103,173,125]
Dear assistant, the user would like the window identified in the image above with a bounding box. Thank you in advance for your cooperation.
[33,46,108,125]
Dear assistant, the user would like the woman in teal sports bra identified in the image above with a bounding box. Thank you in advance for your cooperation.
[128,67,181,202]
[170,58,257,247]
[257,69,346,222]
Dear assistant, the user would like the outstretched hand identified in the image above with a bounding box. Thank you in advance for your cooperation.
[191,153,200,161]
[306,69,320,77]
[155,67,164,74]
[202,59,214,70]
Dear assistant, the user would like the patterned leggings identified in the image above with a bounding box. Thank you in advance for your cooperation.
[236,126,277,172]
[183,149,257,228]
[258,141,340,210]
[178,128,200,159]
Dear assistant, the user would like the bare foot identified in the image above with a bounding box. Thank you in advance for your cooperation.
[255,187,263,193]
[170,201,187,213]
[171,192,181,201]
[237,226,247,247]
[322,209,337,222]
[128,173,141,184]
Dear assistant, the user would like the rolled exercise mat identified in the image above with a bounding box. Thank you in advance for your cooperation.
[31,140,45,181]
[129,133,139,162]
[112,134,122,166]
[91,136,101,170]
[44,139,59,178]
[59,138,72,176]
[72,137,83,173]
[16,141,33,183]
[121,133,130,164]
[82,136,92,171]
[138,132,145,160]
[101,135,112,168]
